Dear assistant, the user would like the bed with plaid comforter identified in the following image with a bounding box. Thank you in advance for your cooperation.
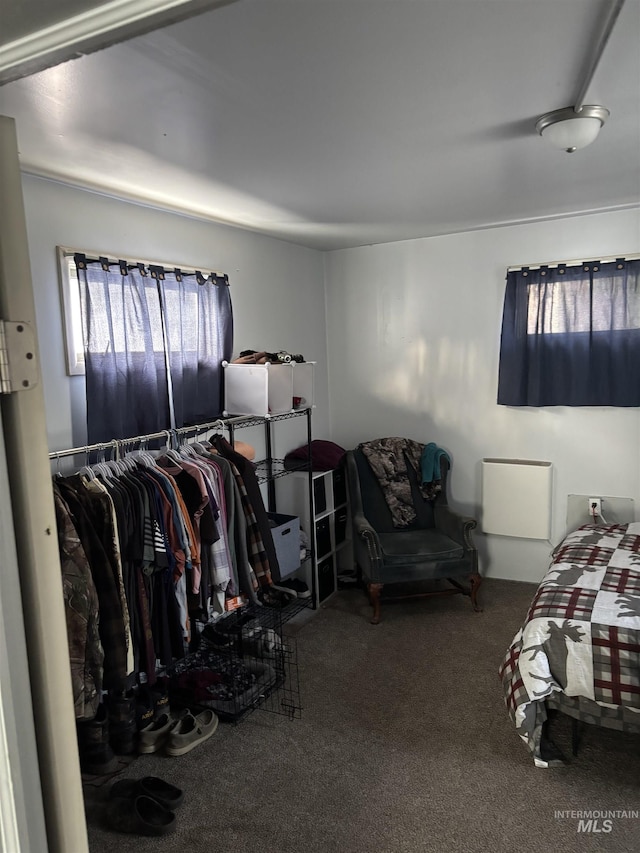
[499,523,640,766]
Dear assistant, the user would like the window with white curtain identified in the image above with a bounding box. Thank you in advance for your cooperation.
[59,248,233,442]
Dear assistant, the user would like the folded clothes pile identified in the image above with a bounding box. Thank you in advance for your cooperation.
[232,349,306,364]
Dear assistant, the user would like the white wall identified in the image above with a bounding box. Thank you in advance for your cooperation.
[21,178,640,583]
[324,208,640,583]
[21,175,329,454]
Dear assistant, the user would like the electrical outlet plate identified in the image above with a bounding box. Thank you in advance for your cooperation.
[589,497,602,516]
[566,494,635,538]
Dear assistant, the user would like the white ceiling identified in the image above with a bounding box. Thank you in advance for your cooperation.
[1,0,639,250]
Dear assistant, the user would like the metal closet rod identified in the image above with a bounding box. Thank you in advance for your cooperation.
[48,418,228,461]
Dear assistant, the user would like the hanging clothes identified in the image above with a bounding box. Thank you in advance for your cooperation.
[53,489,104,719]
[54,478,129,689]
[51,433,278,711]
[211,434,280,586]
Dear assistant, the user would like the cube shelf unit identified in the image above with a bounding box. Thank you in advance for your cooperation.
[282,467,349,606]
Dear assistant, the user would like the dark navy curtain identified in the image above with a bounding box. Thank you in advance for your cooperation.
[157,267,233,426]
[497,258,640,406]
[76,255,233,443]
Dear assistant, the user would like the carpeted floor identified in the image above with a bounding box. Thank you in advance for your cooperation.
[84,579,640,853]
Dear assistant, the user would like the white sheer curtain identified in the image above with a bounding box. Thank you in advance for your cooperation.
[76,255,233,442]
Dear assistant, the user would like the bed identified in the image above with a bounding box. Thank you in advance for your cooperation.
[500,522,640,767]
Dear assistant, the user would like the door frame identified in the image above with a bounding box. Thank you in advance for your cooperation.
[0,114,88,853]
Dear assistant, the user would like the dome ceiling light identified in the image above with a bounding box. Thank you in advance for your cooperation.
[536,105,610,153]
[536,0,625,152]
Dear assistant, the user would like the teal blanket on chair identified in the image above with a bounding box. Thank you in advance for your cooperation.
[421,443,450,498]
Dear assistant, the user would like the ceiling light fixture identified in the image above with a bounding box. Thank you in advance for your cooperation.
[535,105,610,153]
[536,0,625,153]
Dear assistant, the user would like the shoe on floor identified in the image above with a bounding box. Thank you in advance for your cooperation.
[279,578,312,599]
[165,710,218,757]
[109,776,184,810]
[151,676,170,719]
[270,583,299,600]
[108,689,137,755]
[138,713,174,754]
[105,794,175,836]
[76,704,118,776]
[135,687,155,732]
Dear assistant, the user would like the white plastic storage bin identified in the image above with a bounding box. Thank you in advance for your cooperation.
[223,361,315,416]
[223,362,293,416]
[292,361,315,411]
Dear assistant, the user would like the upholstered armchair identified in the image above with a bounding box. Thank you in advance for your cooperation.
[345,439,481,624]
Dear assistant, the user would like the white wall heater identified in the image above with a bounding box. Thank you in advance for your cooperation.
[481,458,552,540]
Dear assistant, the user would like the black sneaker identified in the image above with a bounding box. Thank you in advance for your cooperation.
[135,686,155,732]
[264,585,297,606]
[151,676,170,719]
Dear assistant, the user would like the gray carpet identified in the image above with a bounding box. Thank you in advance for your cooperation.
[85,580,640,853]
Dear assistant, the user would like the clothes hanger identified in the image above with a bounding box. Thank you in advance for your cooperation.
[94,460,115,481]
[164,448,184,463]
[77,446,96,480]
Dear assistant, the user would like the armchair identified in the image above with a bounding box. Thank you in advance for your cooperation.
[345,440,481,624]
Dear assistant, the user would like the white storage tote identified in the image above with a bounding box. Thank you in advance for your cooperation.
[222,361,294,416]
[292,361,315,410]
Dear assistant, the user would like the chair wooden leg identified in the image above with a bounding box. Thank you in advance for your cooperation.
[470,572,483,612]
[368,583,384,624]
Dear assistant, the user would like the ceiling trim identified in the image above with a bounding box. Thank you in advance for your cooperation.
[22,170,640,253]
[0,0,237,85]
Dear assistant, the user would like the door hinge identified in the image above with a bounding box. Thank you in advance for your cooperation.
[0,320,38,394]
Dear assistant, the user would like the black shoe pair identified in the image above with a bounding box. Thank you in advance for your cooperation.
[106,776,183,836]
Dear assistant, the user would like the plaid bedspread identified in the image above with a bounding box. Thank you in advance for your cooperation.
[499,523,640,766]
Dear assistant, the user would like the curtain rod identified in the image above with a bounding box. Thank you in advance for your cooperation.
[507,252,639,273]
[58,245,227,278]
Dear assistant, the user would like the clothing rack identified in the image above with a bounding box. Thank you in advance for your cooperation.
[50,412,307,725]
[48,419,230,463]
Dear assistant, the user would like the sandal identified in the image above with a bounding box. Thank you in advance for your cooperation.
[105,794,175,836]
[109,776,184,810]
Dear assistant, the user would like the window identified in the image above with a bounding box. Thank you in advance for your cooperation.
[497,258,640,407]
[59,249,233,442]
[58,250,85,375]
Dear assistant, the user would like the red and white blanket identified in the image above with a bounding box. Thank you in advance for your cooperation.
[500,523,640,766]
